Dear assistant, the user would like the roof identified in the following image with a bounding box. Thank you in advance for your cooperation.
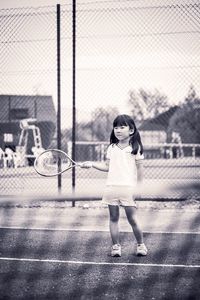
[0,94,56,123]
[139,106,179,131]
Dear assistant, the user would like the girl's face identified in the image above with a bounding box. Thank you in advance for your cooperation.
[113,124,134,141]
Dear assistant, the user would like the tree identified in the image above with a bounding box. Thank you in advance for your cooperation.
[61,122,93,142]
[91,106,119,141]
[52,106,119,147]
[128,88,170,125]
[168,85,200,144]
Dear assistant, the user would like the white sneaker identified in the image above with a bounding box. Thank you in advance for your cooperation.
[136,243,148,256]
[111,244,121,257]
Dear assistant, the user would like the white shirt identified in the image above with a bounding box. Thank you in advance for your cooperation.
[106,144,144,187]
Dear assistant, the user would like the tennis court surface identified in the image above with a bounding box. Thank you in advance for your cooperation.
[0,196,199,300]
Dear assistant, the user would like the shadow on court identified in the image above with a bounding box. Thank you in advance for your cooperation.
[0,206,199,300]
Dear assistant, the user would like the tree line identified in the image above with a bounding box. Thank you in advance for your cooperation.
[51,85,200,149]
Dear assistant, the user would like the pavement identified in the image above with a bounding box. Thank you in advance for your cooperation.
[0,203,199,300]
[0,204,199,234]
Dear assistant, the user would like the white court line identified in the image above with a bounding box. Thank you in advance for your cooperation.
[0,226,200,235]
[0,257,200,269]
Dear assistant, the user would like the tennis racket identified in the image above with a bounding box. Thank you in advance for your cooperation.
[34,149,80,177]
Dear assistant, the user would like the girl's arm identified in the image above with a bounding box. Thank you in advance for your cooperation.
[80,159,109,172]
[135,160,144,197]
[136,160,143,185]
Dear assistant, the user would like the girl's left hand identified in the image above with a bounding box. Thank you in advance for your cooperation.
[79,161,93,168]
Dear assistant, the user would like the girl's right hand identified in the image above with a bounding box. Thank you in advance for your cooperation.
[79,161,93,168]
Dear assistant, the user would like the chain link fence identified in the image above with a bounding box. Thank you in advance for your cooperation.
[0,0,199,199]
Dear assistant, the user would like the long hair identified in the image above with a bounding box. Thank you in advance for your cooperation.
[110,114,143,155]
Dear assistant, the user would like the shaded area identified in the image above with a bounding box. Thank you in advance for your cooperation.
[0,214,199,300]
[0,259,200,300]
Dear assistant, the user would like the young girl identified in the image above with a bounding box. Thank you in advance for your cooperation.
[81,114,147,257]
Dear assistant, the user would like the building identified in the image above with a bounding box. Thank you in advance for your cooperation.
[0,95,56,154]
[139,106,179,158]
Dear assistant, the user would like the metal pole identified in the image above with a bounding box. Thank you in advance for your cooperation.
[57,4,62,190]
[72,0,76,206]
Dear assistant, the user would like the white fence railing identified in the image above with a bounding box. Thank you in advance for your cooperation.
[69,142,200,161]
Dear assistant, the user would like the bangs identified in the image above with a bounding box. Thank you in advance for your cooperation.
[113,115,130,127]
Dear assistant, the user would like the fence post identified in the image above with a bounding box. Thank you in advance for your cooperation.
[57,4,62,190]
[72,0,76,207]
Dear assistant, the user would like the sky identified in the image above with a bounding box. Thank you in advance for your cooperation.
[0,0,68,8]
[0,0,200,126]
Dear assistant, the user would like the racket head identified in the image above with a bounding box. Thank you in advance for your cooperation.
[34,149,74,176]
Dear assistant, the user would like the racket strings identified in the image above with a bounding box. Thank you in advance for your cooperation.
[35,150,72,176]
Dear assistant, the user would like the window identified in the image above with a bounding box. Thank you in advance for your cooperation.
[4,133,13,143]
[10,108,29,120]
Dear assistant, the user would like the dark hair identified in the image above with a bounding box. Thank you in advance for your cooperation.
[110,114,143,155]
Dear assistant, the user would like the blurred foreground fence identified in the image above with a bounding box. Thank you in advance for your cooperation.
[0,1,200,199]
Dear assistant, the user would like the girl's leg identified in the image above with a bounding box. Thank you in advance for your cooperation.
[108,205,120,245]
[124,206,143,244]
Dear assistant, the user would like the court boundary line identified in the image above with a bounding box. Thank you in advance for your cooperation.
[0,226,200,235]
[0,257,200,268]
